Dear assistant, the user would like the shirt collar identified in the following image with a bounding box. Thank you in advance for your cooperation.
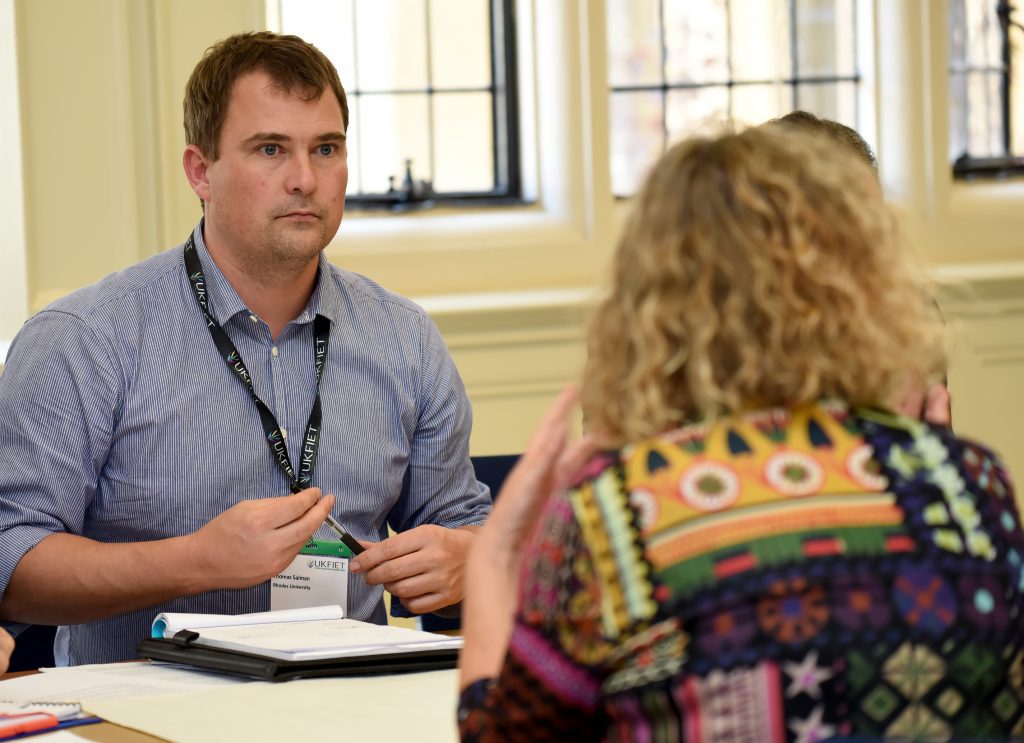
[295,253,342,327]
[189,220,340,328]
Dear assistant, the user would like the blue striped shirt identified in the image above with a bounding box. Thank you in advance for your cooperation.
[0,222,491,665]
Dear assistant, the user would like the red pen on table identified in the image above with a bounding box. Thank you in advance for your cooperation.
[0,711,59,739]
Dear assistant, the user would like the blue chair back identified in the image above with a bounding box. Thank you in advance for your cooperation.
[470,454,518,502]
[7,624,56,672]
[419,454,519,633]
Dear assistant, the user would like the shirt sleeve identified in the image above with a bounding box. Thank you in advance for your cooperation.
[458,486,614,741]
[386,312,491,535]
[0,309,121,603]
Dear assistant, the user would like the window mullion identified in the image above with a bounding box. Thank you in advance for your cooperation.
[424,0,436,189]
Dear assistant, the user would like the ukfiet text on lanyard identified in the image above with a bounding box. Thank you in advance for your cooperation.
[183,233,329,494]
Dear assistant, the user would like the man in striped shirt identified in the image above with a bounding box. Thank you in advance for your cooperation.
[0,32,490,665]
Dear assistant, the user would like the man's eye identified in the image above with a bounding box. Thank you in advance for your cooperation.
[317,144,336,156]
[261,144,279,156]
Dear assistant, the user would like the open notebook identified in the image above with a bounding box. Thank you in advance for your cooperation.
[138,605,462,681]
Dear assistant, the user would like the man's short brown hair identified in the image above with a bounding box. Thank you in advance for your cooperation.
[184,31,349,161]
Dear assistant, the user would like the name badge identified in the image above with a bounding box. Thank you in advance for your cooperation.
[271,539,353,612]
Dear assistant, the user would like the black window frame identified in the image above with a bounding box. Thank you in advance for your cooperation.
[607,0,862,199]
[950,1,1024,180]
[343,0,524,212]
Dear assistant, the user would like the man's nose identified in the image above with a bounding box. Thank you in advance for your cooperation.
[285,152,316,194]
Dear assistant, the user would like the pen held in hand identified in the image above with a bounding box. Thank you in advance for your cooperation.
[291,483,365,556]
[323,512,365,556]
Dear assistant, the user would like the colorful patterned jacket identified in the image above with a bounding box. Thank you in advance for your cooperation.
[459,402,1024,742]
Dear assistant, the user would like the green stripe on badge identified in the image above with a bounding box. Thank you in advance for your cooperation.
[300,539,355,558]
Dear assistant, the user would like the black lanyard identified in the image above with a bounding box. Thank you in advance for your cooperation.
[184,234,330,493]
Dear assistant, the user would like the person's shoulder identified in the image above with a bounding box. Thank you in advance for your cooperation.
[936,426,1015,495]
[35,247,183,327]
[322,262,429,321]
[852,406,1015,495]
[8,248,183,374]
[566,450,624,491]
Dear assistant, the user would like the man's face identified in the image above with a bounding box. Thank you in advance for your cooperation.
[196,70,348,271]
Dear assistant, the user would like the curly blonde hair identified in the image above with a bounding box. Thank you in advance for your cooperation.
[582,126,945,445]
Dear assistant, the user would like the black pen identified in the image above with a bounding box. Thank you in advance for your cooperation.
[291,483,365,555]
[323,512,366,556]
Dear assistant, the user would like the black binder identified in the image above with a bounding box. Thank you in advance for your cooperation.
[137,632,460,682]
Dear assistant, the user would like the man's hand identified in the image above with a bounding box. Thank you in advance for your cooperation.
[349,525,476,615]
[0,628,13,675]
[185,488,335,590]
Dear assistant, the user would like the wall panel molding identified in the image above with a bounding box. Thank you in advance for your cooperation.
[445,273,1024,473]
[427,290,592,455]
[936,268,1024,488]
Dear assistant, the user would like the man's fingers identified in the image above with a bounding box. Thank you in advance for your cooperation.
[262,487,322,527]
[383,573,439,599]
[360,551,430,586]
[0,629,11,674]
[350,528,429,574]
[275,492,334,545]
[402,592,449,615]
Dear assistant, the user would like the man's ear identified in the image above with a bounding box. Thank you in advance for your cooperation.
[182,145,213,204]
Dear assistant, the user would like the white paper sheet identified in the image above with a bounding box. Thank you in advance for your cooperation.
[86,669,459,743]
[150,604,343,638]
[0,661,254,703]
[190,617,463,661]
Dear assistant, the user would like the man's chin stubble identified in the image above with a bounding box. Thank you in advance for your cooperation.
[269,226,329,262]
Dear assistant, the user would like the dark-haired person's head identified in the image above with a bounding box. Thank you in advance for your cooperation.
[769,109,877,171]
[183,31,348,163]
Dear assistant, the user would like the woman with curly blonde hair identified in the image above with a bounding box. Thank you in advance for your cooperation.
[459,127,1023,741]
[585,125,943,443]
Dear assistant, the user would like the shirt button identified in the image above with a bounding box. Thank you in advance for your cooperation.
[281,428,288,439]
[249,314,258,323]
[271,346,279,357]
